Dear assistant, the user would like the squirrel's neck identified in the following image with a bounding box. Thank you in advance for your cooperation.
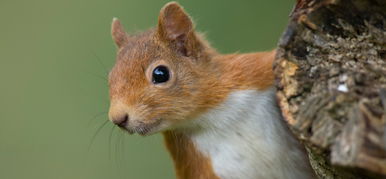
[180,51,277,116]
[213,51,276,91]
[162,51,313,179]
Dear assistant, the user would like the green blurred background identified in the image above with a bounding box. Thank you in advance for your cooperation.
[0,0,293,178]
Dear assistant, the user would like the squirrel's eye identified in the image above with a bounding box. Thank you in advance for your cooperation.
[152,65,170,84]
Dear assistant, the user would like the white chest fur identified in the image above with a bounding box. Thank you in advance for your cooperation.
[189,89,313,179]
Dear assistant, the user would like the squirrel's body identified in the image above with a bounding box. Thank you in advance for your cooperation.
[108,2,315,179]
[164,52,313,179]
[165,89,311,179]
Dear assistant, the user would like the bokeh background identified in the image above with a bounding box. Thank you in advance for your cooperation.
[0,0,293,178]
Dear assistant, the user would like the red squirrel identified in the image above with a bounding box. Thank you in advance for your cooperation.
[108,2,315,179]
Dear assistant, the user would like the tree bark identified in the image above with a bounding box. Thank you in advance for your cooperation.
[273,0,386,178]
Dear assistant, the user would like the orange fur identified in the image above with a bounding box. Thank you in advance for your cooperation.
[108,2,277,178]
[163,131,220,179]
[160,51,275,179]
[215,51,276,91]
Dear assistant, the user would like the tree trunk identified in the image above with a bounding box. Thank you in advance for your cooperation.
[273,0,386,178]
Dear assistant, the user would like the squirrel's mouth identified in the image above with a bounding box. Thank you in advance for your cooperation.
[120,119,162,136]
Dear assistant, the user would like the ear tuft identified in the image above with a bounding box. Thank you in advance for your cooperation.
[158,2,196,56]
[111,18,129,47]
[158,2,193,40]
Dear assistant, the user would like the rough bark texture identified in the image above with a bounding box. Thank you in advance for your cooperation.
[273,0,386,178]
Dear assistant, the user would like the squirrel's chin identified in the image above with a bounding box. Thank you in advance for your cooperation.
[123,118,168,136]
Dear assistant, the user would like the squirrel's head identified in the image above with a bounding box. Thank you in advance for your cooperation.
[108,2,219,135]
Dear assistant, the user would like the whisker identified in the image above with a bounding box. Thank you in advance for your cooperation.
[119,132,126,167]
[108,125,116,160]
[91,51,109,75]
[88,111,108,126]
[87,120,110,153]
[114,130,123,169]
[85,71,108,82]
[117,132,127,179]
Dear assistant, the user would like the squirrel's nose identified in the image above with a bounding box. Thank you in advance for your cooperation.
[112,114,129,128]
[109,101,130,128]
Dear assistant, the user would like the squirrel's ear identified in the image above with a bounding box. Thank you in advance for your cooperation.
[111,18,129,47]
[157,2,197,56]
